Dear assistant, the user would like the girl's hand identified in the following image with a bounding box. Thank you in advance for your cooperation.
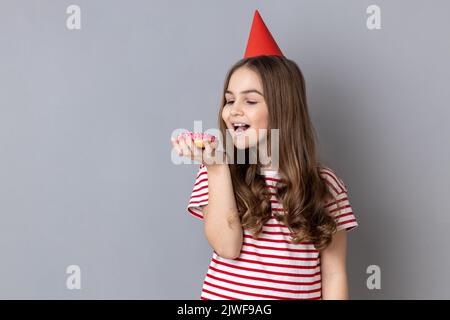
[171,133,225,166]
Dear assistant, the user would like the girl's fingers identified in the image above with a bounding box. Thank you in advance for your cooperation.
[204,140,212,155]
[210,139,219,150]
[171,137,182,155]
[203,141,215,165]
[209,140,219,159]
[178,137,191,157]
[184,137,198,159]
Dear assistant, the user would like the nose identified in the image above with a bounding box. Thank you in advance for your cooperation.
[229,101,244,116]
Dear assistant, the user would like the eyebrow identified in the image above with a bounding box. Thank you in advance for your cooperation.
[225,89,264,96]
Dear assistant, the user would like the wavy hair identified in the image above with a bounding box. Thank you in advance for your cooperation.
[217,55,345,250]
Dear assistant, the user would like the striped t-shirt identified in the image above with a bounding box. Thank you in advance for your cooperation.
[187,164,358,300]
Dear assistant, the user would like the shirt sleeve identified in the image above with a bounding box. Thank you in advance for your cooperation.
[187,164,209,220]
[321,168,358,232]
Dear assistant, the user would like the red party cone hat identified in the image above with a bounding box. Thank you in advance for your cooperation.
[244,10,283,58]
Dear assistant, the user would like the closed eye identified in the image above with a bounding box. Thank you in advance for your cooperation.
[225,101,257,105]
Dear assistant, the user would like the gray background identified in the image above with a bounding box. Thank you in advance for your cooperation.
[0,0,449,299]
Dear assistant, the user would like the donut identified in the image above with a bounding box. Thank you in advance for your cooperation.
[193,132,216,148]
[176,131,216,149]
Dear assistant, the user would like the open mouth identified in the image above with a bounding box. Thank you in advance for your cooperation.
[232,123,251,133]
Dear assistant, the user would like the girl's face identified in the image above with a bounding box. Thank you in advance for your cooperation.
[222,67,269,150]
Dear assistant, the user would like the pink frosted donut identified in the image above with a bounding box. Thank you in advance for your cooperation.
[176,131,216,149]
[194,132,216,148]
[192,132,203,141]
[177,131,193,142]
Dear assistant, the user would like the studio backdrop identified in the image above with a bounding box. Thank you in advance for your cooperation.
[0,0,449,299]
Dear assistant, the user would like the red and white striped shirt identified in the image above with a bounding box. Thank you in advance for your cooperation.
[187,164,358,300]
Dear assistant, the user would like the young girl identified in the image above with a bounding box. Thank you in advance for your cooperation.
[171,10,358,300]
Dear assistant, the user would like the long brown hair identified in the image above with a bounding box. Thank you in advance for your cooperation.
[217,55,344,250]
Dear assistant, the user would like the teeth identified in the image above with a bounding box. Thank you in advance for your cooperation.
[233,123,248,127]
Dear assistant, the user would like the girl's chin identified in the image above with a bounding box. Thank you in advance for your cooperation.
[234,144,250,150]
[233,140,258,150]
[229,127,264,149]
